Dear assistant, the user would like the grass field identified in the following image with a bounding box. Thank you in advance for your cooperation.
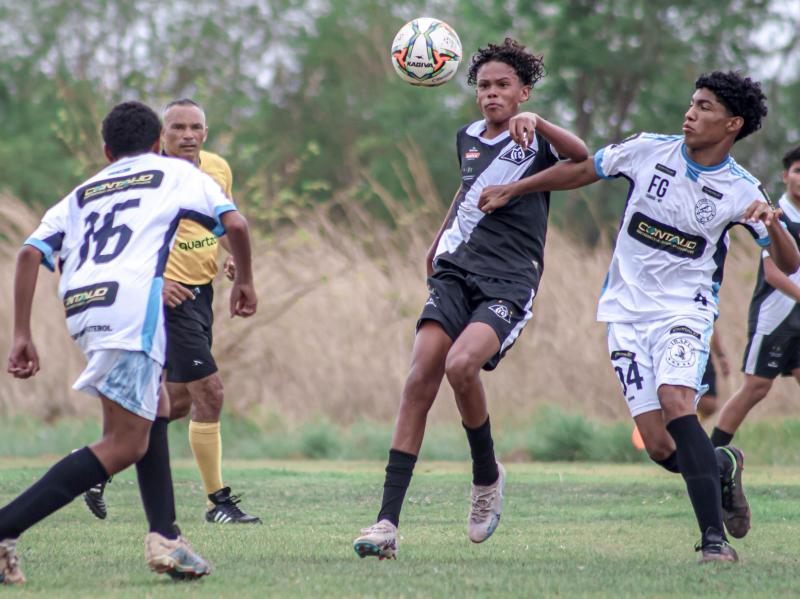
[2,459,800,598]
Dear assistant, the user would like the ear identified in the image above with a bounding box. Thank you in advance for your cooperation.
[519,85,531,103]
[103,144,115,163]
[727,115,744,136]
[202,126,209,143]
[783,170,789,186]
[150,135,161,153]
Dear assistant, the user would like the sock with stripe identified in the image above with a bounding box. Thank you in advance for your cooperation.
[189,420,224,507]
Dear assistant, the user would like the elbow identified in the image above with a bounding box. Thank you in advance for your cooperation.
[221,211,249,237]
[571,143,590,163]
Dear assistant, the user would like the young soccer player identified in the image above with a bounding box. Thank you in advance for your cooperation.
[0,101,256,584]
[352,38,588,559]
[478,71,800,563]
[711,146,800,447]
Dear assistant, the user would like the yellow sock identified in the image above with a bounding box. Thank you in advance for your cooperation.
[188,420,224,507]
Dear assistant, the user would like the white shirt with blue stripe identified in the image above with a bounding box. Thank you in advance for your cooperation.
[594,133,770,324]
[25,152,237,365]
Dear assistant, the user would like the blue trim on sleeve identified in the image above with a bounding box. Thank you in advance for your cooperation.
[141,277,164,354]
[213,204,237,237]
[756,236,771,247]
[594,149,613,180]
[23,238,56,272]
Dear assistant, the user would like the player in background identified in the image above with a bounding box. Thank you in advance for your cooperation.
[711,146,800,447]
[478,71,800,562]
[353,38,588,559]
[0,101,256,584]
[84,99,261,524]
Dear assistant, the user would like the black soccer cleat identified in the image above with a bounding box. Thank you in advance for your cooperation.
[83,478,111,520]
[717,445,751,539]
[205,487,262,524]
[695,527,738,564]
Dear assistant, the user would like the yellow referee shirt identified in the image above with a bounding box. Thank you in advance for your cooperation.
[164,150,233,285]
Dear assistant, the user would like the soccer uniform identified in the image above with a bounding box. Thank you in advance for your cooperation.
[25,153,236,419]
[163,150,233,383]
[423,119,559,369]
[742,194,800,378]
[594,133,771,416]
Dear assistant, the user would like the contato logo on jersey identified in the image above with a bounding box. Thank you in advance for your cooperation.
[627,212,706,259]
[64,281,119,316]
[77,171,164,207]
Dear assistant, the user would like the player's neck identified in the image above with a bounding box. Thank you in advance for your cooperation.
[683,142,730,168]
[482,117,512,140]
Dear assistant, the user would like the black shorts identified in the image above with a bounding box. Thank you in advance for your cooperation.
[417,265,536,371]
[741,327,800,379]
[165,282,218,383]
[700,358,717,397]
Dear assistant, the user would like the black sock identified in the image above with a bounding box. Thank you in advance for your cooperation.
[666,415,725,537]
[0,447,108,539]
[710,427,734,448]
[136,417,178,539]
[377,449,417,527]
[653,451,680,473]
[464,416,499,486]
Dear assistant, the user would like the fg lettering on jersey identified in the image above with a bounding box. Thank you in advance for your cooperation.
[646,173,670,201]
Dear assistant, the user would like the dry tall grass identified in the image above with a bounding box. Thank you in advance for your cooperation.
[1,193,798,425]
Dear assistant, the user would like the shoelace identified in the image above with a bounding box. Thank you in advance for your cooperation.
[220,494,248,518]
[360,523,393,535]
[470,488,497,523]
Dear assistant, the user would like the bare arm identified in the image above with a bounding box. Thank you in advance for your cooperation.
[8,245,43,378]
[764,255,800,302]
[478,157,600,213]
[219,211,257,317]
[742,203,800,274]
[426,186,461,277]
[709,326,730,377]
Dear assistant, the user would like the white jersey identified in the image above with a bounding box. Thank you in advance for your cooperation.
[25,152,236,364]
[594,133,770,324]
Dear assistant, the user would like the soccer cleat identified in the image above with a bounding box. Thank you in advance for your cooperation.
[695,527,738,564]
[145,531,211,580]
[353,519,398,560]
[83,477,111,520]
[468,462,506,543]
[717,445,751,539]
[0,539,25,585]
[205,487,262,524]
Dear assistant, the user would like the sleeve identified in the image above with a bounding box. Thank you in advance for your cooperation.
[593,133,648,180]
[733,182,771,247]
[23,196,70,272]
[180,170,238,237]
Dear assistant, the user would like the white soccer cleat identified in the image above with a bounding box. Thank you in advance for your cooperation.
[468,462,506,543]
[0,539,25,585]
[144,531,211,580]
[353,519,398,560]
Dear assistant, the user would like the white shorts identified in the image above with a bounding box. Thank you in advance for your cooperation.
[607,315,713,418]
[73,349,160,421]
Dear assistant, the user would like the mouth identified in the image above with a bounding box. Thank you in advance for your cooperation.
[484,102,503,110]
[682,124,694,134]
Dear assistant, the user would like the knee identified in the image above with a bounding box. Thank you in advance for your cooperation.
[444,351,480,392]
[401,368,440,411]
[658,387,694,421]
[744,379,772,403]
[169,398,191,421]
[645,438,676,462]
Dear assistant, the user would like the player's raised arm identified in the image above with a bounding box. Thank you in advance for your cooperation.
[743,201,800,274]
[219,210,257,318]
[478,157,599,213]
[508,112,588,161]
[8,245,43,378]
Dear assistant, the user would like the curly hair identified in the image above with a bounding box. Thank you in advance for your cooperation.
[467,38,545,88]
[694,71,767,142]
[783,146,800,171]
[101,101,161,159]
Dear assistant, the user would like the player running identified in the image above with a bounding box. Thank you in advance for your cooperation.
[711,146,800,448]
[353,38,588,559]
[478,71,800,563]
[0,101,256,584]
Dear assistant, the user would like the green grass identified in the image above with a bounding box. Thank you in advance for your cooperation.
[2,460,800,597]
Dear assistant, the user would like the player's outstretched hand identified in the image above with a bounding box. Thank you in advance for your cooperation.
[479,184,513,214]
[743,200,775,226]
[162,279,195,308]
[7,336,40,379]
[509,112,538,149]
[223,256,236,281]
[230,282,257,318]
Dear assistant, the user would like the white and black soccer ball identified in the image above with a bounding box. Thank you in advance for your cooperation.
[390,17,462,87]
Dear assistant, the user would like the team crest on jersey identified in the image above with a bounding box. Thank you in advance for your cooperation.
[666,337,696,368]
[628,212,706,259]
[64,282,119,317]
[488,303,512,323]
[499,145,536,166]
[77,170,164,207]
[465,147,481,160]
[694,198,717,224]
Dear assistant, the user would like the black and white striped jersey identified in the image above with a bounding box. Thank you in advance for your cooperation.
[747,194,800,335]
[433,119,559,290]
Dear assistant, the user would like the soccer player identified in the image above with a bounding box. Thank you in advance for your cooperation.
[711,146,800,448]
[478,71,800,563]
[84,98,261,524]
[352,38,588,559]
[0,101,256,584]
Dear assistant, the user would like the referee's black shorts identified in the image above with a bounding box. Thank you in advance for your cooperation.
[165,282,218,383]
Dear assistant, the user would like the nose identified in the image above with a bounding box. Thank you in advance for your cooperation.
[684,106,696,121]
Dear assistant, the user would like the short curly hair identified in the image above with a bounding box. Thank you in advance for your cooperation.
[467,38,545,88]
[101,101,161,159]
[782,146,800,171]
[695,71,767,142]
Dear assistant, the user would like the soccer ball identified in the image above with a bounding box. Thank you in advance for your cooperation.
[390,18,462,87]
